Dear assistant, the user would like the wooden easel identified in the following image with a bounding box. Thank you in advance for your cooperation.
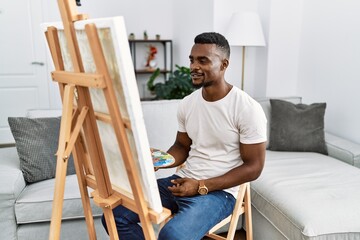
[44,1,171,239]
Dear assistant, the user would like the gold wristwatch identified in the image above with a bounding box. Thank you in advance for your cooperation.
[198,180,208,195]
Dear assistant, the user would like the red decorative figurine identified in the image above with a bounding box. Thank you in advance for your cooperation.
[145,45,158,68]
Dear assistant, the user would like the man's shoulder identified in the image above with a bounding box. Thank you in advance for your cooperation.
[230,87,259,106]
[227,88,265,119]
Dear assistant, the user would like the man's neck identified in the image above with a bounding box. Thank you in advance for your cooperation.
[202,81,232,102]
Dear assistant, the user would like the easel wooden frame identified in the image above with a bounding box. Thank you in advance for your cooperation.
[44,1,171,239]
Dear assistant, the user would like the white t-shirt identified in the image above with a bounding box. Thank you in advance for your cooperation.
[176,86,267,197]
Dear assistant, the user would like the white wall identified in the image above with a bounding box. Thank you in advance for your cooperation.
[45,0,175,39]
[265,0,304,97]
[172,0,214,68]
[297,0,360,144]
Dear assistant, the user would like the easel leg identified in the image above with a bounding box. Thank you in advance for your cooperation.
[71,107,97,239]
[73,143,97,240]
[49,154,69,240]
[49,84,75,240]
[103,207,119,240]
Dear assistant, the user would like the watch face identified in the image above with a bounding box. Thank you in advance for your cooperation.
[198,187,208,195]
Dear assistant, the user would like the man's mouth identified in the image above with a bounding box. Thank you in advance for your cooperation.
[191,72,203,78]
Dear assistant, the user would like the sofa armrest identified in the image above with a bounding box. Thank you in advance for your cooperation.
[325,132,360,168]
[0,147,26,239]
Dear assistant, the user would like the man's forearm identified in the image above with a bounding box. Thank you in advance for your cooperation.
[204,163,260,192]
[167,143,189,168]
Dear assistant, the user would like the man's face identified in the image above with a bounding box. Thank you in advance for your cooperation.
[189,44,226,89]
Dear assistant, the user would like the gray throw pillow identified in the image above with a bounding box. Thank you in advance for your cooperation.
[8,117,76,183]
[268,99,328,155]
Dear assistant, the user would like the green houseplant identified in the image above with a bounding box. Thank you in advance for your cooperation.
[147,65,195,100]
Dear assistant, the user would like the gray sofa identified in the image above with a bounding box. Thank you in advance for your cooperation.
[252,97,360,240]
[1,97,360,240]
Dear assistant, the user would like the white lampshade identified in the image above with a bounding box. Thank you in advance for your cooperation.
[226,12,266,47]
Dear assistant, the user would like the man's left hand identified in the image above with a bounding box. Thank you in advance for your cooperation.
[168,178,199,197]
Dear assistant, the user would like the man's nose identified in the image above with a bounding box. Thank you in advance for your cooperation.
[190,63,200,70]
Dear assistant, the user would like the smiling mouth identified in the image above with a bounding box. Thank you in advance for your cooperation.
[191,72,203,78]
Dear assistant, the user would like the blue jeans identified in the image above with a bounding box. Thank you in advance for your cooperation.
[101,174,236,240]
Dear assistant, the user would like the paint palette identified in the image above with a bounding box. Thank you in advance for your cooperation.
[151,148,175,168]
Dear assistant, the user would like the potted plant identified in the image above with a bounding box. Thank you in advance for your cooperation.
[143,31,148,40]
[129,33,135,40]
[147,65,195,100]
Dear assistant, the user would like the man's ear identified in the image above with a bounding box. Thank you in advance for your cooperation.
[221,59,229,71]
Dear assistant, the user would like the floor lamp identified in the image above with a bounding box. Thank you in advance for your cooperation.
[226,12,266,90]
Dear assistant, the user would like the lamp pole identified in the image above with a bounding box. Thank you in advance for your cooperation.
[241,46,245,90]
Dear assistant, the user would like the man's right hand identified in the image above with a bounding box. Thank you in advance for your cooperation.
[168,178,199,197]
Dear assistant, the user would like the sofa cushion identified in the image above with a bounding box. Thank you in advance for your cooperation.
[252,151,360,239]
[8,117,75,183]
[15,174,103,224]
[268,99,327,154]
[255,97,302,147]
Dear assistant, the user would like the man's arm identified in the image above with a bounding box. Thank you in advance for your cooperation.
[207,142,266,190]
[165,131,192,168]
[169,142,266,197]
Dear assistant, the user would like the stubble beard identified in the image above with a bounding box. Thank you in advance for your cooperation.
[192,79,213,89]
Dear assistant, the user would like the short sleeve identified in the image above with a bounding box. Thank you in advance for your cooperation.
[239,102,267,144]
[177,100,187,133]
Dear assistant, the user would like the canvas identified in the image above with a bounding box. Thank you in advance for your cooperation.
[41,17,163,213]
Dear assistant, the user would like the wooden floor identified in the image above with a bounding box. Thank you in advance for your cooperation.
[202,229,246,240]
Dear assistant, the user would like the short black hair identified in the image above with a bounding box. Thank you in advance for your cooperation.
[194,32,230,58]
